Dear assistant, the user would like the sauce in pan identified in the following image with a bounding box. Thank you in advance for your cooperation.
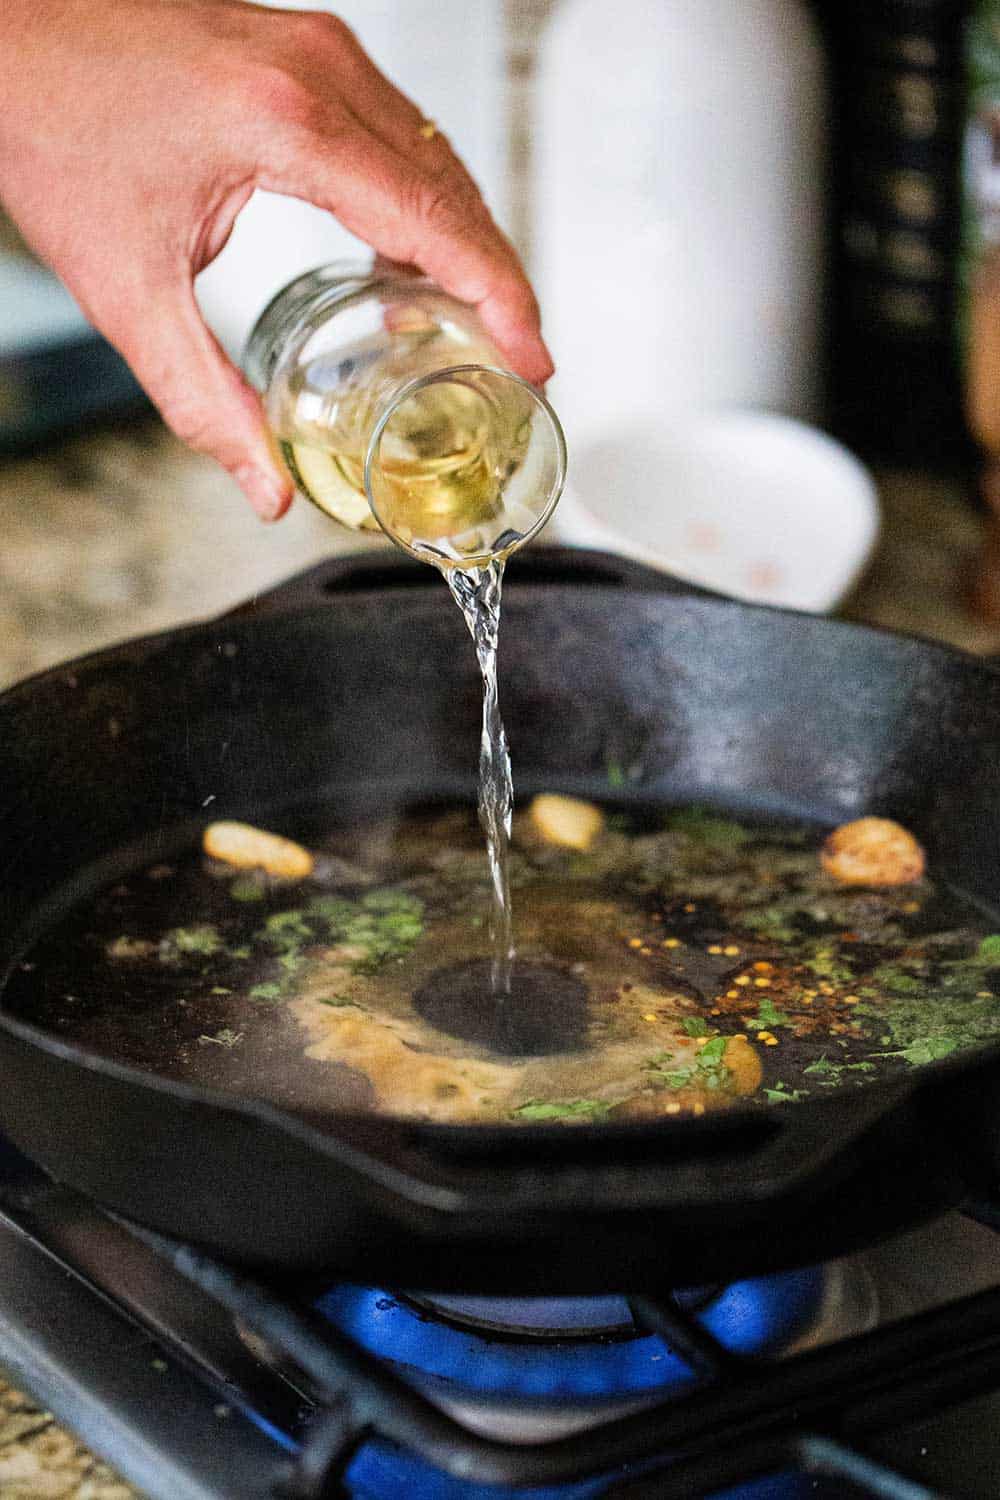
[4,802,1000,1126]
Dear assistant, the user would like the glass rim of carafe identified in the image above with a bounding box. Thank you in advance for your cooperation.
[363,363,568,566]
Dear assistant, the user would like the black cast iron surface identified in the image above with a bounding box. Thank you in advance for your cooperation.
[0,548,999,1284]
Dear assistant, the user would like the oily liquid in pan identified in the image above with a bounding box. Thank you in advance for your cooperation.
[5,802,1000,1128]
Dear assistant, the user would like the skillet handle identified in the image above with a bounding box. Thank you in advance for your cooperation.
[297,1069,967,1288]
[225,545,717,619]
[411,1070,920,1199]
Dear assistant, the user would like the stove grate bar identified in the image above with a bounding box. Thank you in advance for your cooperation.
[602,1433,946,1500]
[0,1203,289,1500]
[5,1177,308,1435]
[0,1164,990,1500]
[626,1292,741,1379]
[798,1436,943,1500]
[161,1236,1000,1499]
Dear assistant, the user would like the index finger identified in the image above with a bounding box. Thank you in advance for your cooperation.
[414,212,555,387]
[259,117,554,385]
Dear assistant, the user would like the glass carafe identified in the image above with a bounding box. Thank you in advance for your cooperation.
[244,263,566,567]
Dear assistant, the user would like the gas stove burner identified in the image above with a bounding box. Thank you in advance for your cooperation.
[412,958,589,1055]
[9,1142,1000,1500]
[406,1292,638,1341]
[406,1287,715,1341]
[315,1261,877,1421]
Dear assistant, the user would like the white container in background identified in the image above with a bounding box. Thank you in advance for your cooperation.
[196,0,506,358]
[534,0,828,442]
[547,412,880,614]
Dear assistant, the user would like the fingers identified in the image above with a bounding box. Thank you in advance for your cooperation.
[104,277,293,520]
[258,96,554,385]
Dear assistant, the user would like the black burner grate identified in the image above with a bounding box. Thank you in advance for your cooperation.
[0,1141,997,1500]
[160,1237,1000,1499]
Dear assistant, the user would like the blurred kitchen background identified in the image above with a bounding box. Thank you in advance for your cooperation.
[4,0,1000,698]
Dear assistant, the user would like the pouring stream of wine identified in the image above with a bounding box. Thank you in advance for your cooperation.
[445,559,514,995]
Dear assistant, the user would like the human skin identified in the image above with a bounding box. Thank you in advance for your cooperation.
[0,0,553,518]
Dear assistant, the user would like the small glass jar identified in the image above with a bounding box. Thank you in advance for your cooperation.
[244,263,566,567]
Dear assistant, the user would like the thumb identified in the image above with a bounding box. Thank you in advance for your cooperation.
[104,280,293,521]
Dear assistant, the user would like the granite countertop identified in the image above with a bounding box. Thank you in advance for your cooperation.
[1,418,998,693]
[0,1386,136,1500]
[0,416,996,1496]
[0,416,397,693]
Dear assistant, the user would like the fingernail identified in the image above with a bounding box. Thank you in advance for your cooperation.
[237,466,290,522]
[517,333,555,387]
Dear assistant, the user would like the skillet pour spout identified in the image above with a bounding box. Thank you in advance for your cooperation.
[0,546,996,1289]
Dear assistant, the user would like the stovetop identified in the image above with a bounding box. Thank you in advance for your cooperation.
[1,1126,1000,1500]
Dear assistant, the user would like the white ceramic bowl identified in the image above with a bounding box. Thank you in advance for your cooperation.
[545,411,880,614]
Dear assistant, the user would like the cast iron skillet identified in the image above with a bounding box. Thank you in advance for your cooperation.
[0,546,999,1292]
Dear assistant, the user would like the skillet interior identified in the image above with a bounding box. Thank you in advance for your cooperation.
[3,795,998,1129]
[0,548,998,1287]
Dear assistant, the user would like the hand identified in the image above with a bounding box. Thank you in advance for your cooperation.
[0,0,553,519]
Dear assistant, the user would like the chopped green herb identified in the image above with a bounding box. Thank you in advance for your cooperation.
[606,759,625,789]
[871,963,923,995]
[979,935,1000,960]
[804,1055,837,1075]
[248,982,283,1002]
[210,986,232,995]
[319,996,357,1008]
[764,1084,809,1103]
[872,1037,958,1066]
[681,1016,712,1037]
[513,1099,612,1121]
[262,910,314,949]
[858,979,1000,1063]
[160,924,223,958]
[747,997,792,1030]
[803,1054,877,1085]
[649,1034,731,1092]
[361,888,423,916]
[653,1068,696,1089]
[306,895,358,925]
[303,889,424,971]
[698,1036,728,1065]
